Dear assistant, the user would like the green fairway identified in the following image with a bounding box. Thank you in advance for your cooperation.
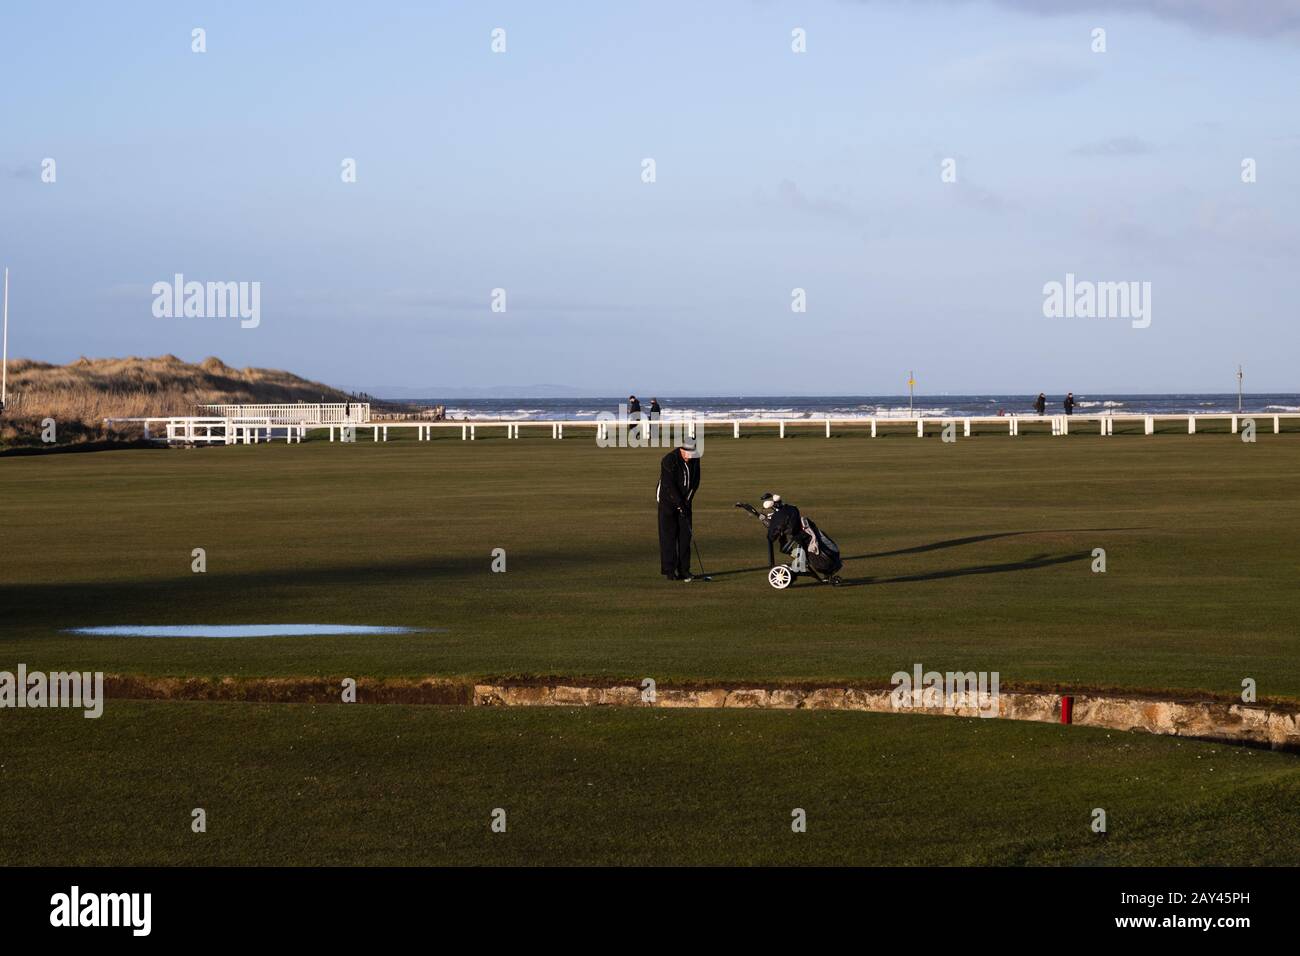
[2,431,1299,699]
[1,701,1296,866]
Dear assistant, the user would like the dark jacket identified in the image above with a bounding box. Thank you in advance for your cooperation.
[656,450,700,512]
[1063,395,1075,414]
[1034,395,1046,415]
[628,398,642,416]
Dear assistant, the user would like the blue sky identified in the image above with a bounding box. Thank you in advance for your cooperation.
[2,0,1297,394]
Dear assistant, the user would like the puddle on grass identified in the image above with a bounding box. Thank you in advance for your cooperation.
[67,625,436,639]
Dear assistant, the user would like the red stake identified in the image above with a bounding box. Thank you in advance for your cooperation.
[1060,695,1074,724]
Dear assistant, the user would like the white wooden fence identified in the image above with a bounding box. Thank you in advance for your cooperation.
[106,412,1300,445]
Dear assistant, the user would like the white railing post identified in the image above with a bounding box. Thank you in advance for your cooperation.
[471,425,476,441]
[963,418,971,438]
[1189,416,1196,434]
[871,419,876,438]
[825,419,830,438]
[779,420,785,438]
[1231,415,1238,434]
[917,419,924,438]
[733,420,739,438]
[1274,415,1280,434]
[463,425,468,441]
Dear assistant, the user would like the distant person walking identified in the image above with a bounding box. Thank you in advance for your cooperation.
[1034,393,1046,416]
[657,443,701,581]
[628,394,642,442]
[1063,393,1075,416]
[649,397,662,442]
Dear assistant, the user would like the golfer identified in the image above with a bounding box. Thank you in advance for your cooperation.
[656,442,701,581]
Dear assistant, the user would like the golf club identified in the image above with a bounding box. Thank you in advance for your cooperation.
[683,512,712,581]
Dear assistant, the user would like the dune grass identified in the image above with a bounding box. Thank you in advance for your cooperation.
[0,354,371,445]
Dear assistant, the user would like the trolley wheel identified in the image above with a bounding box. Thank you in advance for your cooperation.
[768,565,793,589]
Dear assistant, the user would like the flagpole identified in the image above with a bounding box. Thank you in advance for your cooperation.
[2,267,8,410]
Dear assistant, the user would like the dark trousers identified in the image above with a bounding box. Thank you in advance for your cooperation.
[658,506,692,577]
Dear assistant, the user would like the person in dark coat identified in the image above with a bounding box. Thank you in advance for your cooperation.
[628,395,642,442]
[648,398,661,442]
[1063,393,1075,415]
[1034,393,1047,415]
[656,444,701,580]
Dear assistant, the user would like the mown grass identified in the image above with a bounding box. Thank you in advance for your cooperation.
[1,702,1296,866]
[1,430,1297,698]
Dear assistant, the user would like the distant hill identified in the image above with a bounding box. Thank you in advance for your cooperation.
[1,355,378,446]
[358,383,614,400]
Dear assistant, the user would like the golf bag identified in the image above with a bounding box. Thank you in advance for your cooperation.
[793,515,843,576]
[735,498,843,587]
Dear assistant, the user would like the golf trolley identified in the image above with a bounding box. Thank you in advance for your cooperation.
[735,501,843,589]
